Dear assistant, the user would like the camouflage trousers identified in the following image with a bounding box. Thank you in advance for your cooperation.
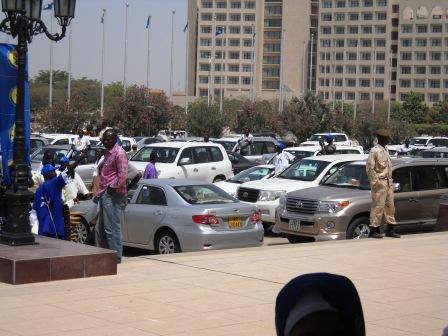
[370,180,396,228]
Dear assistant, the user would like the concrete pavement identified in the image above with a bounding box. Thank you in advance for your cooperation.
[0,232,447,335]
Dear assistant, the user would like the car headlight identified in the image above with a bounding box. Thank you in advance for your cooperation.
[316,201,350,213]
[278,195,286,208]
[258,190,286,202]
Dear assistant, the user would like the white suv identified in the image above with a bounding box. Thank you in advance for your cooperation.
[130,142,233,183]
[236,155,367,231]
[300,133,353,147]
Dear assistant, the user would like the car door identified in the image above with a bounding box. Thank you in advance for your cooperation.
[207,146,225,181]
[391,167,421,227]
[411,165,448,228]
[124,185,167,246]
[191,146,212,181]
[74,148,97,188]
[178,147,199,179]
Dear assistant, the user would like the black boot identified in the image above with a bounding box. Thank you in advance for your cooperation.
[386,225,400,238]
[370,226,384,239]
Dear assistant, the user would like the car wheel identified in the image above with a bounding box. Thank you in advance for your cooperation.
[74,219,91,244]
[286,235,311,244]
[156,231,181,254]
[347,217,370,239]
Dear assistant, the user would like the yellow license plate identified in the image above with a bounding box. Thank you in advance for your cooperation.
[228,217,242,229]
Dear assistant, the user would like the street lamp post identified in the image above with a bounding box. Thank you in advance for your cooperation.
[0,0,76,245]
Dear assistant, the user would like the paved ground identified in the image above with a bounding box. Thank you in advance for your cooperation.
[0,233,447,336]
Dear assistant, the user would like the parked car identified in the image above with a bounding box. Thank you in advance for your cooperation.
[30,145,72,172]
[300,133,354,147]
[237,155,367,231]
[30,136,49,154]
[227,151,258,174]
[46,134,76,145]
[262,145,364,165]
[418,147,448,158]
[275,158,448,242]
[130,142,233,183]
[136,137,164,149]
[426,137,448,148]
[213,137,279,163]
[214,165,275,197]
[73,179,264,253]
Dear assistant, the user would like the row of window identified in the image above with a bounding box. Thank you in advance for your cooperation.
[401,24,445,34]
[322,91,385,100]
[199,76,252,85]
[199,50,253,60]
[400,38,448,47]
[199,63,253,72]
[319,65,385,74]
[320,38,386,47]
[400,79,448,89]
[199,88,249,97]
[321,11,386,21]
[321,0,387,9]
[320,78,385,87]
[200,25,253,34]
[320,51,386,61]
[200,38,253,47]
[321,25,386,34]
[201,13,255,22]
[400,66,448,75]
[398,93,445,103]
[400,52,447,62]
[201,1,256,9]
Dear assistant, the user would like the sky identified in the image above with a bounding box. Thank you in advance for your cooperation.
[2,0,188,93]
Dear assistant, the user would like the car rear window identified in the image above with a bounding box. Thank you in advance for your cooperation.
[174,185,236,204]
[278,159,330,181]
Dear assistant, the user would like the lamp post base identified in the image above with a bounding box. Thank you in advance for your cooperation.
[0,189,35,246]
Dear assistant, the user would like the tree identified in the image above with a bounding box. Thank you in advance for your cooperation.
[401,92,429,124]
[187,100,226,137]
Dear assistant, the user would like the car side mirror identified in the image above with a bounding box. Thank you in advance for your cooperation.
[179,157,191,166]
[393,183,401,192]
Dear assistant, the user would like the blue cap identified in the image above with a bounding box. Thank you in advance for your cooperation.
[325,133,334,141]
[41,164,57,175]
[59,156,70,165]
[276,143,285,149]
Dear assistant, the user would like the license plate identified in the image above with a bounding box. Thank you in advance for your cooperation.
[228,217,242,229]
[289,219,301,231]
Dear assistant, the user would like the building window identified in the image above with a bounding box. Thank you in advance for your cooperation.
[229,26,240,34]
[245,1,256,9]
[263,68,280,77]
[347,66,357,73]
[200,51,211,59]
[361,39,372,47]
[216,13,226,21]
[361,52,371,61]
[348,26,358,34]
[262,80,279,89]
[245,14,255,21]
[348,13,359,21]
[430,66,441,75]
[243,39,253,47]
[349,0,360,7]
[230,14,241,21]
[201,26,212,34]
[415,80,425,88]
[347,79,356,87]
[401,52,412,61]
[335,39,345,47]
[428,94,440,103]
[264,31,281,39]
[242,64,252,72]
[360,79,370,87]
[229,39,240,47]
[216,2,227,8]
[348,39,358,47]
[335,13,346,21]
[375,79,384,87]
[432,25,442,33]
[360,92,370,100]
[376,52,385,60]
[199,76,208,84]
[360,66,371,74]
[401,39,412,47]
[415,38,427,47]
[265,19,282,27]
[336,52,344,60]
[335,26,345,34]
[375,26,386,34]
[377,0,387,6]
[229,52,240,59]
[376,66,384,74]
[202,1,213,8]
[263,55,280,64]
[431,38,442,47]
[376,12,387,20]
[415,66,426,74]
[415,52,426,61]
[242,77,251,85]
[228,64,239,72]
[431,52,441,61]
[231,2,241,9]
[429,80,440,89]
[401,25,412,33]
[416,25,427,33]
[322,0,332,8]
[364,0,373,7]
[376,39,386,47]
[401,66,411,74]
[336,1,346,8]
[200,63,211,71]
[362,26,372,34]
[346,92,356,100]
[228,77,239,84]
[348,52,357,60]
[362,12,373,20]
[243,26,254,34]
[243,52,252,59]
[264,43,281,52]
[200,38,212,46]
[400,80,411,88]
[335,79,343,87]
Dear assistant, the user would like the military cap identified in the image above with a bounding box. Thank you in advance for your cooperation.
[376,129,391,138]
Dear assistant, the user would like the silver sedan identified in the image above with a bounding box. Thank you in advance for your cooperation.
[73,179,264,254]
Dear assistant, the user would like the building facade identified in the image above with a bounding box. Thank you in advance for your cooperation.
[187,0,317,102]
[316,0,448,106]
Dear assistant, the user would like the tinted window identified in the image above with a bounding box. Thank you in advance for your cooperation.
[132,147,179,163]
[412,165,447,190]
[193,147,210,163]
[392,168,412,192]
[30,139,45,151]
[122,140,131,152]
[213,140,235,151]
[179,148,194,164]
[208,147,223,162]
[334,135,347,142]
[137,186,167,206]
[31,147,70,163]
[266,141,277,154]
[54,139,69,145]
[279,159,330,181]
[174,185,236,204]
[323,164,370,190]
[252,142,266,155]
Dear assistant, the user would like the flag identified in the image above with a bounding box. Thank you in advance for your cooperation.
[101,10,106,23]
[183,22,189,32]
[0,44,31,186]
[215,26,223,36]
[146,16,151,29]
[43,3,53,10]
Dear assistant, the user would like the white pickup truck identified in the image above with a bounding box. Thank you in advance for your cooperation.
[300,133,355,147]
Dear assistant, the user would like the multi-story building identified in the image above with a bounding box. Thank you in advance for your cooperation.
[316,0,448,106]
[396,0,448,103]
[187,0,318,102]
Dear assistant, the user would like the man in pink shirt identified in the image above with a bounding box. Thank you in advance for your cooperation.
[95,129,128,262]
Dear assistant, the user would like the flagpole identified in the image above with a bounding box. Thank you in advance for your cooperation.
[207,55,211,106]
[332,40,336,109]
[387,51,392,123]
[146,16,151,89]
[211,14,216,105]
[67,24,72,105]
[49,5,54,107]
[354,41,359,120]
[250,24,256,102]
[184,22,189,114]
[342,50,345,112]
[169,10,175,101]
[279,29,286,113]
[309,33,314,92]
[219,27,225,114]
[123,3,129,97]
[371,50,376,114]
[323,46,328,101]
[302,40,306,93]
[100,9,106,119]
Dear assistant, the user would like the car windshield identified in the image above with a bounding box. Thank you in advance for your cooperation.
[285,150,315,161]
[175,185,237,204]
[131,146,179,163]
[31,147,70,163]
[308,134,346,142]
[278,159,330,181]
[213,140,236,151]
[411,138,428,145]
[323,164,370,190]
[229,166,274,184]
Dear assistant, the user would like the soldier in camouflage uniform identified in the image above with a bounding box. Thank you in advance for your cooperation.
[366,129,400,239]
